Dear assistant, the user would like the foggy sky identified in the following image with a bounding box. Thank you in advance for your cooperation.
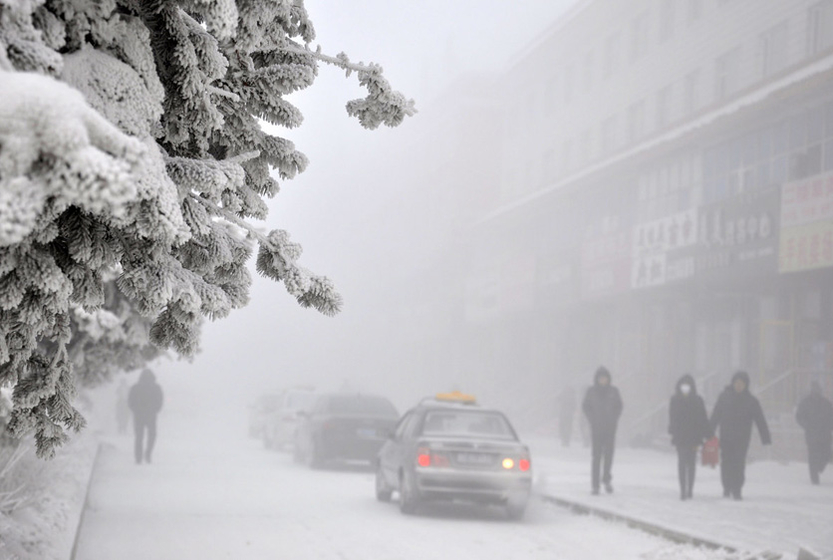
[154,1,580,414]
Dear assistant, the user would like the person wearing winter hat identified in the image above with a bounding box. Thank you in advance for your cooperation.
[709,371,771,500]
[582,366,623,495]
[668,374,712,500]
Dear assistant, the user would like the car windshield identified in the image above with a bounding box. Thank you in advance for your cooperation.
[421,410,516,439]
[285,391,316,410]
[325,395,398,417]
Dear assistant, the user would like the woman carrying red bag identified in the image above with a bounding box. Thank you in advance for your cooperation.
[668,374,712,500]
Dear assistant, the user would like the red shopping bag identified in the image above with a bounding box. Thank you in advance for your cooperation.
[701,437,719,467]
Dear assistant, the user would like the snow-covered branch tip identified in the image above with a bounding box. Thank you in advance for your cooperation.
[282,42,416,129]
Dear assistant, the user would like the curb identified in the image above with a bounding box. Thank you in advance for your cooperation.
[539,492,737,552]
[69,442,103,560]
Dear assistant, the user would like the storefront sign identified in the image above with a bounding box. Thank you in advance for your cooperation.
[694,187,779,278]
[781,173,833,228]
[780,173,833,273]
[631,209,697,289]
[779,219,833,273]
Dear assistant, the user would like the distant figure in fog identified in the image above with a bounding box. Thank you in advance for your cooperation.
[582,366,623,495]
[558,385,576,447]
[128,369,164,464]
[795,381,833,485]
[668,374,712,500]
[115,379,130,435]
[709,371,771,500]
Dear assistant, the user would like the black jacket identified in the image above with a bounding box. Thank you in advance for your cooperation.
[582,368,623,435]
[796,389,833,448]
[710,371,771,448]
[668,374,712,447]
[128,370,164,421]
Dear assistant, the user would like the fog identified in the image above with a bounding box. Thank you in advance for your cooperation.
[62,1,833,558]
[154,0,581,415]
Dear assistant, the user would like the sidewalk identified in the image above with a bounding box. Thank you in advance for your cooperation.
[528,438,833,559]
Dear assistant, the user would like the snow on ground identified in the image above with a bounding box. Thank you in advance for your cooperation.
[529,437,833,559]
[70,403,740,560]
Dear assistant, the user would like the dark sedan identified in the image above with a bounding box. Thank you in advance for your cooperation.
[294,393,399,468]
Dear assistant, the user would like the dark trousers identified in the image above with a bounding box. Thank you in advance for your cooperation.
[133,415,157,464]
[720,441,748,496]
[591,430,616,490]
[676,445,697,498]
[807,439,831,483]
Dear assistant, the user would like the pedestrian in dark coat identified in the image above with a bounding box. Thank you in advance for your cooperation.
[582,366,623,494]
[796,381,833,485]
[128,369,164,464]
[668,374,712,500]
[709,371,771,500]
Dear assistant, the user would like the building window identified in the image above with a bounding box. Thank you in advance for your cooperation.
[564,64,574,104]
[603,32,620,79]
[601,115,619,155]
[809,0,833,55]
[715,47,741,101]
[579,130,592,165]
[684,69,701,115]
[631,10,650,61]
[628,100,646,141]
[583,51,595,92]
[656,85,673,130]
[659,0,675,43]
[562,140,574,174]
[687,0,703,24]
[759,21,789,78]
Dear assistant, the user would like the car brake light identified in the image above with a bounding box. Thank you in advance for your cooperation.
[417,447,431,467]
[519,459,531,472]
[416,447,450,467]
[502,458,515,470]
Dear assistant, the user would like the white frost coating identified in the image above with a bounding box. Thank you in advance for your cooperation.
[0,70,144,245]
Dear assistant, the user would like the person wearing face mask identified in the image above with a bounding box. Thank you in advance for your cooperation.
[668,374,712,500]
[709,371,771,500]
[582,366,623,495]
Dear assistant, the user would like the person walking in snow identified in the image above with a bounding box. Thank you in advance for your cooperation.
[709,371,771,500]
[582,366,623,494]
[128,369,164,464]
[558,385,577,447]
[668,374,712,500]
[796,380,833,485]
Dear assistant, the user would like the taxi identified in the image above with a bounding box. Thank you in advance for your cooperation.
[374,391,532,519]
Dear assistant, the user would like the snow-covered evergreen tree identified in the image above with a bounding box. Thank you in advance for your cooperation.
[0,0,415,457]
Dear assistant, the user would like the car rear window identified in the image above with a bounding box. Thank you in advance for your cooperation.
[421,410,516,439]
[326,395,398,417]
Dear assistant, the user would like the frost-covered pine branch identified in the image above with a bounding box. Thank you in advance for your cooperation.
[0,0,413,457]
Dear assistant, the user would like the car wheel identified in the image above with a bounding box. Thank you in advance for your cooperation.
[306,441,322,469]
[505,496,528,520]
[375,463,393,502]
[398,470,420,514]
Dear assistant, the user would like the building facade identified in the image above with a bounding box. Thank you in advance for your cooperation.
[461,0,833,456]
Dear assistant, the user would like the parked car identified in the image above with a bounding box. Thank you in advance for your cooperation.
[247,392,282,439]
[263,387,317,451]
[375,391,532,519]
[293,393,399,467]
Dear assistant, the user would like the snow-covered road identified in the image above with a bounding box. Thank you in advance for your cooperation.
[72,409,729,560]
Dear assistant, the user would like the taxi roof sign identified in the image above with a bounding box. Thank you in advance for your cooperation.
[435,390,477,404]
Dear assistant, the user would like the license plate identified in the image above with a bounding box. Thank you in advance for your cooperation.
[456,452,493,465]
[356,428,378,439]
